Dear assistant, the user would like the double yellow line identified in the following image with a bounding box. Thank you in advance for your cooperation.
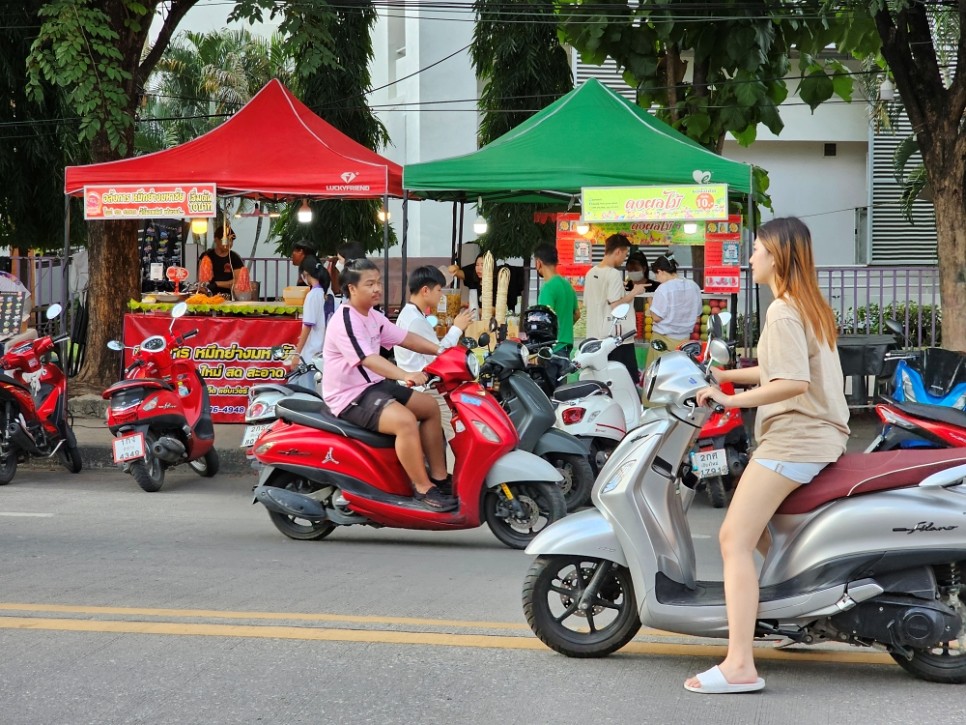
[0,602,894,665]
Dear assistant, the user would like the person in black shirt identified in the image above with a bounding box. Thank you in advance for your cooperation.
[199,225,244,293]
[291,239,320,287]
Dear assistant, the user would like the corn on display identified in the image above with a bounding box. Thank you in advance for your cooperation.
[481,252,494,324]
[495,266,510,324]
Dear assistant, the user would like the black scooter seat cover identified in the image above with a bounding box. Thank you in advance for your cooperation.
[778,447,966,515]
[886,396,966,428]
[103,378,173,397]
[553,380,611,402]
[275,396,396,448]
[253,485,328,521]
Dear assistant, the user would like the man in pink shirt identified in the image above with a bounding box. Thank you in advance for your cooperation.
[323,259,456,511]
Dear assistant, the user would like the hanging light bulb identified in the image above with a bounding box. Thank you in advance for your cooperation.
[576,221,591,236]
[473,196,488,235]
[377,207,391,222]
[879,77,895,102]
[683,222,698,235]
[190,218,208,235]
[297,199,313,224]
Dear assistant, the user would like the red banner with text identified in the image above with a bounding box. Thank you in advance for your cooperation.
[124,314,302,423]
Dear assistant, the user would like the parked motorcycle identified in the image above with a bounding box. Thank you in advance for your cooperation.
[675,319,750,508]
[480,337,595,511]
[866,398,966,451]
[251,344,566,549]
[0,304,82,484]
[522,333,966,683]
[103,302,218,492]
[241,349,324,464]
[547,303,640,476]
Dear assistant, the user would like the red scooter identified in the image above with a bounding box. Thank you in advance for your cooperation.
[659,317,750,508]
[102,303,218,492]
[866,397,966,451]
[0,304,82,484]
[251,344,566,549]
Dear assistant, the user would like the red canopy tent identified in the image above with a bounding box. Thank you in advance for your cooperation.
[65,78,403,198]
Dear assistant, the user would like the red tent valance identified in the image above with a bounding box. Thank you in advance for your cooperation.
[65,79,403,199]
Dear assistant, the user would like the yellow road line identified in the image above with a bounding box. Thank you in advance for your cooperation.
[0,615,894,665]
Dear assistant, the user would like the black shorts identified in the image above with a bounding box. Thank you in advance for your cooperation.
[338,379,413,432]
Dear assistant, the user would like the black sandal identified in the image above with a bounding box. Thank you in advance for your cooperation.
[413,485,457,511]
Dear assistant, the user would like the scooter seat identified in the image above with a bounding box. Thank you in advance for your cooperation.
[275,396,396,448]
[552,380,610,402]
[101,378,173,398]
[885,396,966,427]
[777,448,966,515]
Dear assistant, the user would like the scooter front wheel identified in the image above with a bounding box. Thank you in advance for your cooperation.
[0,453,16,485]
[523,555,640,658]
[484,482,565,549]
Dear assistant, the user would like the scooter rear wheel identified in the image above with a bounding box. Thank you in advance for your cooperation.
[266,473,336,541]
[484,482,566,549]
[131,434,165,492]
[523,555,641,658]
[890,585,966,683]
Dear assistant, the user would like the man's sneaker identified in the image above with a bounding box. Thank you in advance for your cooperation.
[430,475,453,496]
[413,485,457,511]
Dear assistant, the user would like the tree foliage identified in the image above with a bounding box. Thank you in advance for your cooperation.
[470,0,574,260]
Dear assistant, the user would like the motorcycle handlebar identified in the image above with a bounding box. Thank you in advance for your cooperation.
[620,330,636,342]
[124,359,143,376]
[178,329,200,344]
[52,334,70,345]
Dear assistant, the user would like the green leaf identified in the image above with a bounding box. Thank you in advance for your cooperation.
[798,71,834,111]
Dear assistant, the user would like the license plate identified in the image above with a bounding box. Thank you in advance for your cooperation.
[112,432,145,463]
[690,448,729,479]
[241,423,272,448]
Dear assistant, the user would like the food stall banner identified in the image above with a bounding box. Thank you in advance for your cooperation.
[582,184,728,223]
[84,184,216,220]
[124,314,302,423]
[703,266,741,294]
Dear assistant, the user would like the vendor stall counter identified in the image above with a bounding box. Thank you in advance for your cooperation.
[124,300,304,422]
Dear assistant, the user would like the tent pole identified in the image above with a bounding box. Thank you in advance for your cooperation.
[382,191,390,312]
[62,194,71,392]
[450,201,459,288]
[400,194,409,310]
[457,200,465,274]
[744,190,755,358]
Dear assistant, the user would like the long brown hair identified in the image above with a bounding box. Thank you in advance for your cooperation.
[758,217,837,348]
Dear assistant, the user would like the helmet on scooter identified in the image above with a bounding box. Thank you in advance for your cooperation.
[522,305,558,345]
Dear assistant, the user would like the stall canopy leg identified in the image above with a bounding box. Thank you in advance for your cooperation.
[382,191,390,310]
[400,194,409,310]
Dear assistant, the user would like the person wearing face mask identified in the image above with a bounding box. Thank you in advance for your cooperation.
[198,225,244,294]
[624,249,657,316]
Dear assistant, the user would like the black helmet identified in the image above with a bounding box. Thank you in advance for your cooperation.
[522,305,558,345]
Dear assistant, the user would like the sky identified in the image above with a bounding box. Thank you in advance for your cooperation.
[150,0,278,43]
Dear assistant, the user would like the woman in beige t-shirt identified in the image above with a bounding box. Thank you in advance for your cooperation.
[684,217,849,695]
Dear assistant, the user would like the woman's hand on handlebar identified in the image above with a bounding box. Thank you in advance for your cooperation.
[696,385,733,409]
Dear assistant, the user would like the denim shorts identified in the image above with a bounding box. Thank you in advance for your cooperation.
[754,459,829,484]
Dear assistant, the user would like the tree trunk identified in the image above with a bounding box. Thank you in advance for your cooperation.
[932,180,966,352]
[73,218,141,394]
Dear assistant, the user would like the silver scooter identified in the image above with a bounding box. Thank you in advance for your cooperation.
[522,331,966,683]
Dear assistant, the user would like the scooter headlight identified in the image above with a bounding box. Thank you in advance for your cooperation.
[600,460,637,494]
[466,350,480,378]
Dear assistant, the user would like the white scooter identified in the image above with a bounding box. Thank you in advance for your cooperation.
[552,303,641,473]
[241,350,323,464]
[522,325,966,684]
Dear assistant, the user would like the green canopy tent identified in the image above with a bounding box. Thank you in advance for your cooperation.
[403,78,755,334]
[404,78,753,202]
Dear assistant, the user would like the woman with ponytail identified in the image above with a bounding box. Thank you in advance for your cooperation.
[288,257,334,386]
[647,251,701,359]
[684,217,849,695]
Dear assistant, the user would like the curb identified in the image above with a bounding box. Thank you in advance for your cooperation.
[25,444,255,475]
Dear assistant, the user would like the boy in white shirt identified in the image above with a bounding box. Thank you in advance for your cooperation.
[394,266,471,445]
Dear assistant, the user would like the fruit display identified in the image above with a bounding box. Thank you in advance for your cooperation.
[640,296,730,342]
[185,293,225,305]
[198,255,213,285]
[234,266,252,294]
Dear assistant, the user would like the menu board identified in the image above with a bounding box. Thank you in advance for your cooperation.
[0,292,26,336]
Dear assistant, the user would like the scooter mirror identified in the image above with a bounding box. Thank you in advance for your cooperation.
[478,332,491,348]
[170,302,189,319]
[709,314,723,340]
[716,310,732,329]
[537,347,553,360]
[460,336,477,349]
[884,318,907,343]
[708,338,731,365]
[107,340,124,352]
[650,339,668,352]
[612,302,631,321]
[270,346,287,361]
[45,303,63,319]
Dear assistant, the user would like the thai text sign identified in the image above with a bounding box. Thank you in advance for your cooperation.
[84,184,217,220]
[582,184,728,223]
[124,313,302,423]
